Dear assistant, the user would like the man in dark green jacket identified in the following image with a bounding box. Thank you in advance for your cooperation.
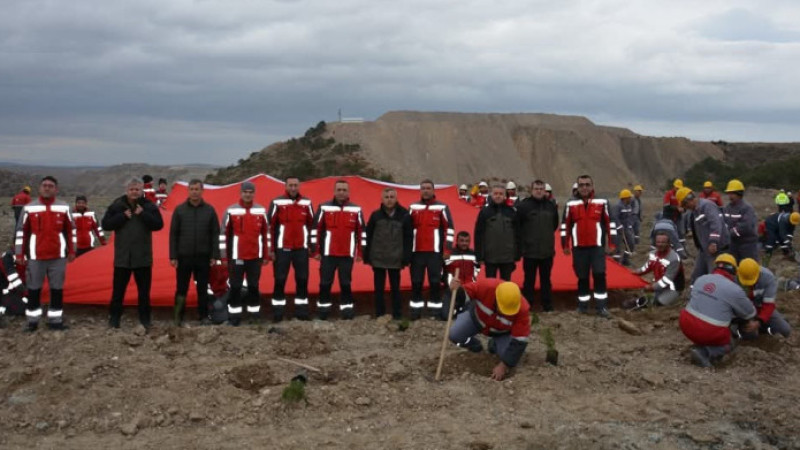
[102,178,164,329]
[514,180,559,311]
[474,183,519,280]
[364,188,413,319]
[169,179,221,325]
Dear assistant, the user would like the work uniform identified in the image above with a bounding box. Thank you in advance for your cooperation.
[1,251,26,316]
[409,197,454,319]
[11,190,31,226]
[561,194,616,313]
[680,271,755,361]
[631,195,642,244]
[739,267,791,338]
[155,187,168,206]
[268,193,314,319]
[142,182,157,204]
[364,204,412,318]
[723,199,759,262]
[690,198,730,284]
[650,216,688,259]
[15,197,75,328]
[636,248,684,306]
[474,200,519,280]
[448,278,531,368]
[764,212,795,256]
[699,190,723,208]
[312,198,365,319]
[220,201,269,323]
[73,209,106,256]
[611,199,636,266]
[515,195,559,311]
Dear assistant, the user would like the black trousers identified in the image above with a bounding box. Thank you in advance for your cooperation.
[175,256,211,320]
[522,257,554,311]
[572,246,607,305]
[76,247,94,257]
[228,259,262,318]
[484,262,516,281]
[410,252,443,309]
[373,267,401,318]
[319,256,354,312]
[110,266,152,325]
[272,248,310,303]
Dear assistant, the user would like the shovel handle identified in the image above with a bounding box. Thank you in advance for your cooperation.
[435,269,460,381]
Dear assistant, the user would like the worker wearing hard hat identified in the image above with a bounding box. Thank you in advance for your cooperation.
[448,278,531,381]
[631,185,644,244]
[736,259,792,339]
[469,181,490,208]
[505,181,519,206]
[698,181,723,208]
[764,211,800,259]
[677,187,731,284]
[458,184,470,203]
[545,183,557,207]
[663,179,683,207]
[774,191,792,213]
[11,186,32,225]
[611,190,636,266]
[722,179,759,262]
[679,254,756,368]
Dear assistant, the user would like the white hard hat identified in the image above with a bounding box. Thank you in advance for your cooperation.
[506,181,516,190]
[545,183,552,191]
[459,184,468,190]
[478,181,488,187]
[572,182,578,190]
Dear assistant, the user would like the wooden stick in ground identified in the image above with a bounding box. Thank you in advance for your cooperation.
[435,268,460,381]
[276,357,322,373]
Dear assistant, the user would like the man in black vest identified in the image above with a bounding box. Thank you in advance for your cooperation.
[474,183,520,280]
[514,180,559,311]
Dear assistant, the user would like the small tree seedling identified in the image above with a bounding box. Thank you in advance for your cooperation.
[281,379,307,404]
[397,318,410,332]
[542,327,558,366]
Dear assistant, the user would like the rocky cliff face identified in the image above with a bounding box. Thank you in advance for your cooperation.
[327,111,724,195]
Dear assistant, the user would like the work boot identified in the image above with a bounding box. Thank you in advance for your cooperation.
[457,336,483,353]
[294,305,309,321]
[341,308,355,320]
[228,317,241,327]
[273,311,284,323]
[318,310,329,321]
[689,346,712,368]
[174,295,186,327]
[622,296,648,310]
[109,315,121,329]
[409,308,422,321]
[576,302,589,314]
[596,300,611,319]
[47,322,68,331]
[25,322,38,333]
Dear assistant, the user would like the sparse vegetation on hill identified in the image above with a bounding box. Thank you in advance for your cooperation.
[205,121,395,184]
[683,142,800,190]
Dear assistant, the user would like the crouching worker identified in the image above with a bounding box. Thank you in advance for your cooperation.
[624,231,685,310]
[679,254,757,368]
[735,258,792,338]
[448,278,531,381]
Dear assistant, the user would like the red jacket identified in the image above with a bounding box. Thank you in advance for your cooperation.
[409,197,454,254]
[444,249,480,284]
[221,201,270,261]
[560,194,615,249]
[463,278,531,367]
[312,198,365,258]
[155,187,168,206]
[470,193,487,208]
[73,210,106,249]
[268,193,314,250]
[143,183,157,204]
[16,197,75,261]
[663,189,678,207]
[11,191,31,208]
[699,190,723,207]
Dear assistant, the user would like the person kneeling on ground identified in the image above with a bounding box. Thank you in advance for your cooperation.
[735,258,792,339]
[679,254,757,368]
[624,231,685,309]
[448,278,530,381]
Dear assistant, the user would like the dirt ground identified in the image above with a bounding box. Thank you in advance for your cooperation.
[1,193,799,449]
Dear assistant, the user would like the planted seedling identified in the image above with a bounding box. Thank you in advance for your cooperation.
[530,311,540,326]
[397,318,410,332]
[542,327,558,366]
[281,379,307,404]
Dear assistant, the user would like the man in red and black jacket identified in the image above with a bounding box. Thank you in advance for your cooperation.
[561,174,616,318]
[155,178,169,206]
[311,179,365,320]
[73,195,107,256]
[268,176,314,321]
[142,174,157,204]
[409,179,455,320]
[11,186,31,226]
[15,176,76,331]
[220,181,269,326]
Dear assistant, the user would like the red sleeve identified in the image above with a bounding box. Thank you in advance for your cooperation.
[663,191,672,205]
[65,212,76,256]
[757,303,775,324]
[262,214,271,261]
[510,309,531,338]
[356,208,365,259]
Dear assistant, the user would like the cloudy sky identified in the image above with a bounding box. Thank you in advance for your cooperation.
[1,0,798,166]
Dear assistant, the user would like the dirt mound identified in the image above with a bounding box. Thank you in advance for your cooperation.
[327,111,723,194]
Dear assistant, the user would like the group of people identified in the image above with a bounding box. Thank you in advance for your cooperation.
[2,172,795,378]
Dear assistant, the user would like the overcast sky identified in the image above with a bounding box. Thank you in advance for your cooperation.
[1,0,798,166]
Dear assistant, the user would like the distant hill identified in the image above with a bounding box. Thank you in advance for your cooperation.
[0,163,216,197]
[682,142,800,191]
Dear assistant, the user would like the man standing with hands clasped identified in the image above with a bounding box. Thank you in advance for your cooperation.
[170,179,221,326]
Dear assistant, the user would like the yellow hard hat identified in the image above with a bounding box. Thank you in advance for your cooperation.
[737,258,761,286]
[703,181,713,188]
[495,282,522,316]
[725,179,745,193]
[619,189,633,199]
[23,186,31,193]
[791,212,800,226]
[673,179,684,189]
[676,187,693,204]
[714,253,738,270]
[633,185,644,192]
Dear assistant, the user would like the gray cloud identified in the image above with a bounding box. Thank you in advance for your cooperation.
[1,0,799,166]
